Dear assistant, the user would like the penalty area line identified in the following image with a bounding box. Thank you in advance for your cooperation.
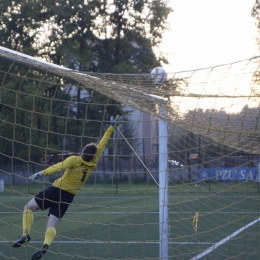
[2,241,213,245]
[190,217,260,260]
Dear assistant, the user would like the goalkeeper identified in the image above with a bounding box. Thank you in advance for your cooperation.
[13,116,122,260]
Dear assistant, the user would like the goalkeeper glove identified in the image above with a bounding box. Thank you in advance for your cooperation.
[110,115,122,128]
[28,172,43,182]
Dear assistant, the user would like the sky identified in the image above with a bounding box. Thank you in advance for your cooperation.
[160,0,259,72]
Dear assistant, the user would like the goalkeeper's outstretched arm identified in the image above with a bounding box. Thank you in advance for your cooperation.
[94,115,122,163]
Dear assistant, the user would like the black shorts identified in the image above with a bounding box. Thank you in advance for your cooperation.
[34,186,74,219]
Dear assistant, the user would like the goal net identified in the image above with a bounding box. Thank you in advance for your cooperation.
[0,46,260,259]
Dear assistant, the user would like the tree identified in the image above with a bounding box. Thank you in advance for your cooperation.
[0,0,46,54]
[252,1,260,32]
[35,0,172,152]
[0,0,173,163]
[252,1,260,79]
[24,0,173,73]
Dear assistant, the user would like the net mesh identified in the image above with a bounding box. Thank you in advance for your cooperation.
[0,47,260,260]
[1,47,259,154]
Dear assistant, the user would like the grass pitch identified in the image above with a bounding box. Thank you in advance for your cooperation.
[0,181,260,259]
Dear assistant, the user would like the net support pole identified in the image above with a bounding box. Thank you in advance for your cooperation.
[159,113,169,260]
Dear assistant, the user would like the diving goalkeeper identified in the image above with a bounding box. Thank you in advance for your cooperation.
[13,116,122,260]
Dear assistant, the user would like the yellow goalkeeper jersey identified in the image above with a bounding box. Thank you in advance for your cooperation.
[41,126,115,195]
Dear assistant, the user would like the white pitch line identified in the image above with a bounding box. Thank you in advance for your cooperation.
[190,217,260,260]
[1,240,213,245]
[0,211,259,214]
[0,195,258,199]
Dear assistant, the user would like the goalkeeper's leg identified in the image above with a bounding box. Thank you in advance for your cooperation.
[13,198,39,248]
[31,214,58,260]
[44,215,58,245]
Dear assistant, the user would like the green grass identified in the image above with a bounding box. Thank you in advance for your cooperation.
[1,181,260,259]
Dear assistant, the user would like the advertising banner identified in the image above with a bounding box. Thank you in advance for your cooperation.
[198,167,257,181]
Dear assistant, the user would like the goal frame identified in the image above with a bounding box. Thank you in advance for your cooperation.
[0,46,169,260]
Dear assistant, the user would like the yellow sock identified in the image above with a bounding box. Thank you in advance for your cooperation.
[44,227,56,246]
[22,209,33,236]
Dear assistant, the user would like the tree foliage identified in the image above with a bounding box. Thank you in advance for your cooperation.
[252,1,260,31]
[24,0,172,73]
[252,0,260,82]
[0,0,173,164]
